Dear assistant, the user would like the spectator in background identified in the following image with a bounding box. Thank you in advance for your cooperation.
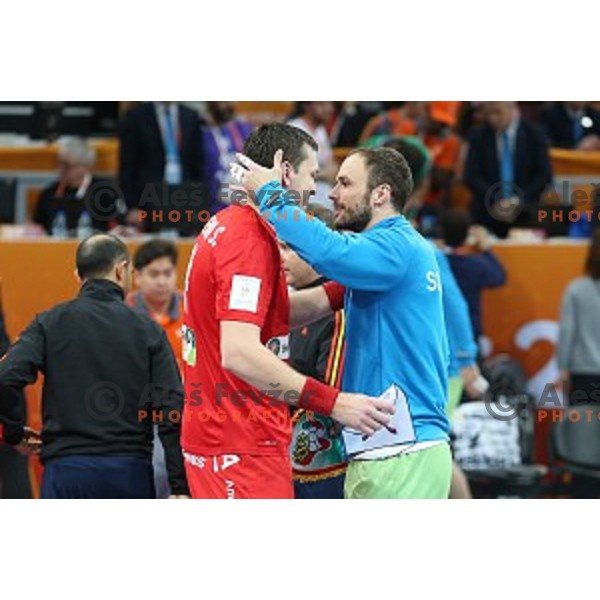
[558,230,600,405]
[456,102,485,139]
[119,102,205,225]
[33,138,125,236]
[201,102,253,214]
[288,102,337,208]
[128,240,184,498]
[541,101,600,150]
[464,101,553,238]
[422,101,462,209]
[330,102,383,147]
[438,210,506,344]
[358,101,427,144]
[281,205,347,499]
[0,278,34,499]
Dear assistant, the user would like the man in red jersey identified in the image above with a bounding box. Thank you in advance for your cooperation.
[181,123,393,499]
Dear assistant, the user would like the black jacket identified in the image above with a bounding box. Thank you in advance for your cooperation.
[541,102,600,149]
[118,102,204,209]
[464,119,553,233]
[0,279,188,495]
[33,177,126,235]
[289,278,340,385]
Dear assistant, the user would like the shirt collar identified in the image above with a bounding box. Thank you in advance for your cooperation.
[130,291,181,321]
[75,174,92,199]
[79,279,125,301]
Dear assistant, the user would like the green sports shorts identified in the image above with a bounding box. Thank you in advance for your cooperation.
[344,443,452,499]
[447,376,464,422]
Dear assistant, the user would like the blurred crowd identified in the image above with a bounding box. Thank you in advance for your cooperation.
[9,100,599,241]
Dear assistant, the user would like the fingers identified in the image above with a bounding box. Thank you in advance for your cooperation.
[371,396,395,415]
[229,162,246,185]
[235,152,255,170]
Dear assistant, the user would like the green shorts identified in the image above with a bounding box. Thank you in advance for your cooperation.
[344,443,452,499]
[447,376,464,422]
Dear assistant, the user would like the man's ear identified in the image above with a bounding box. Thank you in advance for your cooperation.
[372,184,391,208]
[281,161,294,188]
[74,268,82,284]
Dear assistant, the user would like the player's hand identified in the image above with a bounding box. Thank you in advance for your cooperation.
[460,364,489,399]
[469,225,492,251]
[15,427,42,456]
[331,392,394,437]
[230,150,284,194]
[168,494,191,499]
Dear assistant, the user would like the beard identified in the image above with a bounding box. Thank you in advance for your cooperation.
[335,196,372,233]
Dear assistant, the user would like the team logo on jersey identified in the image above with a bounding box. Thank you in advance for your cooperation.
[182,325,197,367]
[229,275,261,312]
[266,335,290,360]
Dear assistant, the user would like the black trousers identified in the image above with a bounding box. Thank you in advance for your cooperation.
[0,446,33,499]
[41,455,155,499]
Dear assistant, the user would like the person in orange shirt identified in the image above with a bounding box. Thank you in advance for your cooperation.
[358,102,427,144]
[128,239,184,498]
[420,102,462,231]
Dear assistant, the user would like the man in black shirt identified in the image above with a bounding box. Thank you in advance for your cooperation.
[33,138,125,235]
[0,234,188,498]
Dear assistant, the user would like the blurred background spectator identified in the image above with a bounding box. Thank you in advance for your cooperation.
[331,102,386,147]
[288,102,338,208]
[127,239,184,498]
[421,101,462,211]
[541,102,600,151]
[201,102,253,214]
[33,138,125,236]
[464,101,553,238]
[358,101,427,143]
[558,230,600,405]
[118,101,205,227]
[438,210,507,345]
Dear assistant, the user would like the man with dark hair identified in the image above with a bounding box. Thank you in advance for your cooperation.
[128,239,184,498]
[181,123,393,499]
[75,233,130,279]
[438,210,506,341]
[244,123,318,173]
[234,145,452,499]
[0,234,188,499]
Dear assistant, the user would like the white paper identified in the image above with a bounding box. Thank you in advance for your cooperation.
[343,384,416,457]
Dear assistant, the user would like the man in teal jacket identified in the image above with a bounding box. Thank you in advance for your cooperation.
[232,131,451,498]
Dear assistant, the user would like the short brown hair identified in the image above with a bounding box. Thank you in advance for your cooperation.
[350,147,414,213]
[244,123,318,171]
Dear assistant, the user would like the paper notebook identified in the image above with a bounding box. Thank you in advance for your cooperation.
[342,384,416,457]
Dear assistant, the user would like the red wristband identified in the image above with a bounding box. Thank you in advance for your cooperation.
[299,377,339,417]
[323,281,345,312]
[0,423,5,444]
